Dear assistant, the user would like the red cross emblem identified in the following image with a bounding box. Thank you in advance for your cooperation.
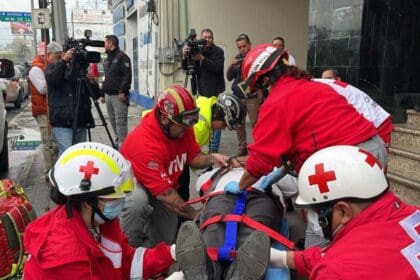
[308,163,336,193]
[358,149,382,169]
[79,161,99,179]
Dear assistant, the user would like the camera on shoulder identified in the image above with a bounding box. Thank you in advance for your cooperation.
[63,30,105,69]
[185,29,207,57]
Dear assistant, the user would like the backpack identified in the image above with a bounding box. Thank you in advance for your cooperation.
[0,179,36,279]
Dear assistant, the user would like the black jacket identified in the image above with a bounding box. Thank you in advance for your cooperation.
[226,53,246,99]
[45,59,94,128]
[182,44,225,97]
[102,48,132,95]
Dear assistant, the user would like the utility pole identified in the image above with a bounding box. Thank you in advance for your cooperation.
[30,0,37,55]
[52,0,68,44]
[38,0,49,43]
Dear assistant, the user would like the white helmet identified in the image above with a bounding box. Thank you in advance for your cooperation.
[49,142,135,198]
[295,145,388,207]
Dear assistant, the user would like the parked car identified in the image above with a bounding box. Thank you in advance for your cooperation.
[0,59,14,171]
[1,66,29,109]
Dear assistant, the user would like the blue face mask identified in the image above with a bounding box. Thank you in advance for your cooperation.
[95,198,125,224]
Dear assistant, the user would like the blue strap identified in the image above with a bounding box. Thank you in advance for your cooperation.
[217,190,247,263]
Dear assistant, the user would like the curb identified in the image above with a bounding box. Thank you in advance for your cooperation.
[9,102,39,186]
[15,147,38,186]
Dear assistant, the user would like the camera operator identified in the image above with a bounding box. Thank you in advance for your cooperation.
[226,33,257,157]
[100,35,132,149]
[45,42,94,155]
[182,28,225,153]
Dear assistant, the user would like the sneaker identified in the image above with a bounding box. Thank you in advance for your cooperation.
[225,231,270,280]
[176,221,213,280]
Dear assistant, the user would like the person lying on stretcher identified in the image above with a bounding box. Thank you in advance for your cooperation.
[171,166,298,280]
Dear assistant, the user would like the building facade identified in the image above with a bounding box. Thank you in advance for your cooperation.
[110,0,420,122]
[307,0,420,122]
[110,0,309,108]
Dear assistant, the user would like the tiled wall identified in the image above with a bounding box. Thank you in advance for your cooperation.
[359,0,420,121]
[307,0,364,84]
[307,0,420,122]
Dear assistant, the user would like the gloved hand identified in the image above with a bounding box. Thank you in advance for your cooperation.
[224,181,241,194]
[259,167,284,191]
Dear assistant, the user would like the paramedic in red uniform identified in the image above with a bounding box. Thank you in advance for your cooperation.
[268,145,420,279]
[120,85,229,247]
[23,143,176,280]
[224,44,387,194]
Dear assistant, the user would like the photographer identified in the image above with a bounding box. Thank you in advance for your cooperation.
[226,33,257,157]
[182,28,225,153]
[45,42,95,155]
[100,35,132,149]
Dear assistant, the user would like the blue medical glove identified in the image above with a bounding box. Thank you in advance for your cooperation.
[224,181,241,194]
[260,167,284,191]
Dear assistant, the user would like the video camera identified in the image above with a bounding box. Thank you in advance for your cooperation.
[184,29,207,57]
[174,28,207,76]
[63,30,105,69]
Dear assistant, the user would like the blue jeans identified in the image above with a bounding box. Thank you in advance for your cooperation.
[209,129,221,153]
[52,127,87,156]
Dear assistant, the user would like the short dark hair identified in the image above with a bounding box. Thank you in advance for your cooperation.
[211,104,225,121]
[272,36,285,45]
[201,28,214,37]
[105,35,119,48]
[236,33,250,44]
[322,68,341,79]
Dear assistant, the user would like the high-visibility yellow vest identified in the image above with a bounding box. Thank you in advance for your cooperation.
[194,96,217,154]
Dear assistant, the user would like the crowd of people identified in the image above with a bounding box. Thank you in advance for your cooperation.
[21,28,419,280]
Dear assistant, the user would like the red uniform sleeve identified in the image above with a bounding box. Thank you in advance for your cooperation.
[142,242,175,279]
[129,149,175,196]
[24,260,104,280]
[293,246,323,276]
[309,261,343,280]
[246,100,292,178]
[120,228,136,278]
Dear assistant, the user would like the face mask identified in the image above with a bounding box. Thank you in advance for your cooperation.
[94,198,125,224]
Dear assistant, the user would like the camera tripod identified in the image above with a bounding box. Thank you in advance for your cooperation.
[72,69,116,149]
[184,63,199,96]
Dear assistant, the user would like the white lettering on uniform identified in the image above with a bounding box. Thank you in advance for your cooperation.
[399,210,420,277]
[168,153,187,175]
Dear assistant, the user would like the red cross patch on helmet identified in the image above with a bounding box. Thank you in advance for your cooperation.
[295,146,388,207]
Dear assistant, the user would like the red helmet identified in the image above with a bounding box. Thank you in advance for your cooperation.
[240,44,290,94]
[157,84,199,126]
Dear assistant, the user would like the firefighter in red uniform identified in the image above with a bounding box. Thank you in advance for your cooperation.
[224,44,387,194]
[23,142,176,279]
[268,145,420,279]
[119,85,230,248]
